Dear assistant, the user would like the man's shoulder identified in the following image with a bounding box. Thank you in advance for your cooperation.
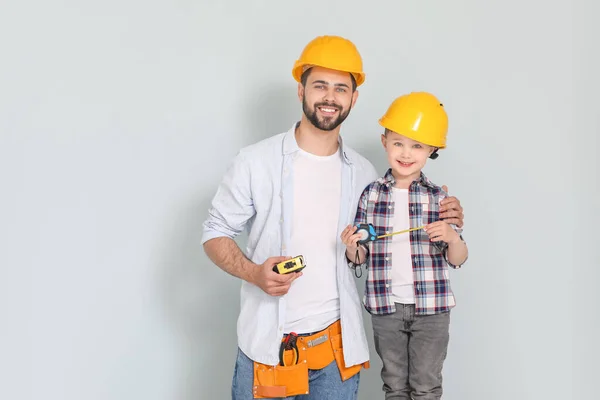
[342,144,378,180]
[342,144,373,167]
[237,131,286,160]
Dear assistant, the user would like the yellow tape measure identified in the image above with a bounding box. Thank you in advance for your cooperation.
[356,223,424,245]
[376,225,425,239]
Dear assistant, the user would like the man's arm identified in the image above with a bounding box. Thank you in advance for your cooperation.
[201,152,300,295]
[204,237,298,296]
[203,237,257,282]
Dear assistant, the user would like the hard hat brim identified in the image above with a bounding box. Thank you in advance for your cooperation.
[292,62,365,86]
[379,117,447,149]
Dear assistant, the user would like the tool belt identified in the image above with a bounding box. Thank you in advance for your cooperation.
[252,320,370,398]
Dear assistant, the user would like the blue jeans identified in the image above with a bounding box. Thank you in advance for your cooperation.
[231,348,360,400]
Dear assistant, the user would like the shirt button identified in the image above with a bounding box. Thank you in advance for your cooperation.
[280,219,283,223]
[385,257,389,261]
[388,206,392,209]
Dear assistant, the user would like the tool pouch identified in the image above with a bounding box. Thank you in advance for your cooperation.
[330,332,365,381]
[252,357,308,398]
[252,320,368,398]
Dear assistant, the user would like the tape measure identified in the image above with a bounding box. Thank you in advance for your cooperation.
[356,223,424,245]
[356,223,377,245]
[273,255,306,274]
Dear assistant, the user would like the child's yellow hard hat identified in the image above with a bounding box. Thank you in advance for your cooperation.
[379,92,448,148]
[292,35,365,86]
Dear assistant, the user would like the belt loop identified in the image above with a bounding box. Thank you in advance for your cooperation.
[408,304,415,321]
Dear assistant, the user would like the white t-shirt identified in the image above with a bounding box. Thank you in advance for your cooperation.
[284,148,341,333]
[390,188,415,304]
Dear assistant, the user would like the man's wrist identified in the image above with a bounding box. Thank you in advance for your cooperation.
[242,260,260,284]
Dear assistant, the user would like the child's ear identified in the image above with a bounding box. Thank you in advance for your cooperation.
[380,134,386,148]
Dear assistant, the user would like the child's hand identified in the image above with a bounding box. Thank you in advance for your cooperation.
[341,225,363,252]
[424,221,460,244]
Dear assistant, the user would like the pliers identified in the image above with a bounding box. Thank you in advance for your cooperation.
[279,332,299,366]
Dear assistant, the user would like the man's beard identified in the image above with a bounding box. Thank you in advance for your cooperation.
[302,96,351,131]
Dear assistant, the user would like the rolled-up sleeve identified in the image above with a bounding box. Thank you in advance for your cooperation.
[201,152,256,244]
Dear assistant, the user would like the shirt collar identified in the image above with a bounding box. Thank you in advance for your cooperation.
[380,168,436,189]
[282,121,353,165]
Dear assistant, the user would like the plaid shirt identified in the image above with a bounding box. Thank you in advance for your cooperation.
[351,169,466,316]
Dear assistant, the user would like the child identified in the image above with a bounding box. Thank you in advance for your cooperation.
[341,92,468,399]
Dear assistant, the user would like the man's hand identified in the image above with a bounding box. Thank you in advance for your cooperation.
[440,185,464,228]
[248,256,302,296]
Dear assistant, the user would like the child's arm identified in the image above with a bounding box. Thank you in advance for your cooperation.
[424,221,468,266]
[342,226,368,263]
[342,186,370,268]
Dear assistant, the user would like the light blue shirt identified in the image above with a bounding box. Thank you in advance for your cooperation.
[201,123,378,366]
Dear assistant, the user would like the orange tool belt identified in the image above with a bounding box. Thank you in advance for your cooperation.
[252,320,370,398]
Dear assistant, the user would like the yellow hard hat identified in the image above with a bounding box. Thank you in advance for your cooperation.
[292,35,365,86]
[379,92,448,148]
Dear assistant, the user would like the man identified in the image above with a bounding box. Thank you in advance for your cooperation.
[201,35,465,400]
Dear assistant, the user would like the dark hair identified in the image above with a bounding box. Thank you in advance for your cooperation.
[300,67,357,92]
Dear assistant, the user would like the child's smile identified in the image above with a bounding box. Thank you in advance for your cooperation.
[382,131,436,186]
[397,160,416,168]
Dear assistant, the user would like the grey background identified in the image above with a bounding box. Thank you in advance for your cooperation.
[1,0,596,399]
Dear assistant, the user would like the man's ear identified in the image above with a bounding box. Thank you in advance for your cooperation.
[297,83,304,102]
[350,89,359,108]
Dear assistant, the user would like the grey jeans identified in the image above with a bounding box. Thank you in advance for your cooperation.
[371,303,450,400]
